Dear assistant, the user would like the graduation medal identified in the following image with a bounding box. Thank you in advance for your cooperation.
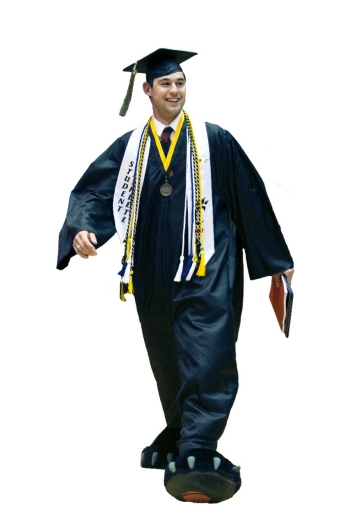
[160,181,172,196]
[150,114,184,198]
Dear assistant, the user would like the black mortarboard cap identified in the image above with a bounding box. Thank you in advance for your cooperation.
[119,48,197,116]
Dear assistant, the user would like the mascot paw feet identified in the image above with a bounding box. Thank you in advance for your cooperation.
[141,427,181,470]
[164,449,241,503]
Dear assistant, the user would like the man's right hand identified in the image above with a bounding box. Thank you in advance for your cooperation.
[73,231,98,259]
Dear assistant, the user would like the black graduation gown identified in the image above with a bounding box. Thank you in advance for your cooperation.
[57,120,293,454]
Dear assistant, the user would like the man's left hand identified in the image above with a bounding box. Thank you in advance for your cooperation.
[273,268,294,288]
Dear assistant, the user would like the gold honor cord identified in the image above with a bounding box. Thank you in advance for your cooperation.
[183,111,206,276]
[119,111,206,302]
[150,112,185,171]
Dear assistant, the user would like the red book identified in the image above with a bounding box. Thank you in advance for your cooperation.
[269,274,293,338]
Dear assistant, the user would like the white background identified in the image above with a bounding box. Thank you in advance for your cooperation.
[1,1,349,523]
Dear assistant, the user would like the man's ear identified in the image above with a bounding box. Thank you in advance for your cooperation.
[143,82,152,97]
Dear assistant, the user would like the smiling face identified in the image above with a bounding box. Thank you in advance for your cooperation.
[143,72,186,124]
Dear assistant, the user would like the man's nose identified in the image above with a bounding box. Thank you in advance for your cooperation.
[169,83,178,94]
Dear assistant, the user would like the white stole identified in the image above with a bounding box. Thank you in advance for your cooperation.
[113,115,214,282]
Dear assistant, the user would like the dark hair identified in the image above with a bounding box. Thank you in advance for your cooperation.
[147,72,186,89]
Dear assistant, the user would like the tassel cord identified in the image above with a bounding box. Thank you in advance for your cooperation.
[119,63,137,117]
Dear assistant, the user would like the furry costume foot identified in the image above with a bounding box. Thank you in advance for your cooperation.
[164,449,241,503]
[140,427,181,470]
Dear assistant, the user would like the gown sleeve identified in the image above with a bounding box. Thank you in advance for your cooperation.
[209,125,294,280]
[57,135,129,270]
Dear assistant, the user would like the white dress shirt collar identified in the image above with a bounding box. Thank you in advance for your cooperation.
[152,112,183,138]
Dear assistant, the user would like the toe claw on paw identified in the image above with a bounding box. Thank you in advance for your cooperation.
[151,451,159,466]
[213,457,221,470]
[168,461,176,473]
[187,456,196,469]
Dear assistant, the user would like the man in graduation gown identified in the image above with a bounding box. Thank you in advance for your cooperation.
[57,49,294,504]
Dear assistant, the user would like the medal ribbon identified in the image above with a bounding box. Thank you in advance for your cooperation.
[150,112,185,171]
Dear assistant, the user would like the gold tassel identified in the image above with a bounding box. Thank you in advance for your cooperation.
[196,251,206,277]
[120,282,127,302]
[119,63,137,117]
[128,270,134,294]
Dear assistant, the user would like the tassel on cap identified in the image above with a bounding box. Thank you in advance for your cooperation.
[119,62,137,117]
